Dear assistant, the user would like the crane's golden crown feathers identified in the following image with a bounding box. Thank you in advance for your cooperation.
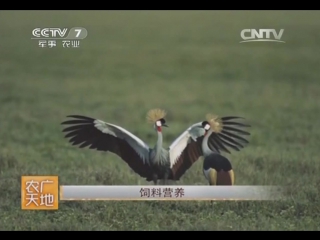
[146,108,167,124]
[206,113,223,133]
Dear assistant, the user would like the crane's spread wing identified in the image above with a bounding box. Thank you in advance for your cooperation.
[61,115,152,179]
[168,122,204,181]
[207,116,251,154]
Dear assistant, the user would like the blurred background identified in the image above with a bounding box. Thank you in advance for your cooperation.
[0,10,319,230]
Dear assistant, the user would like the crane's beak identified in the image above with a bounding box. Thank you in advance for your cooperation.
[162,124,168,127]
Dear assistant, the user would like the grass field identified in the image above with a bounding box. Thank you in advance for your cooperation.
[1,10,320,230]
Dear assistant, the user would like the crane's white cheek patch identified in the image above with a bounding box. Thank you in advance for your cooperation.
[156,121,161,127]
[94,120,117,137]
[204,125,210,130]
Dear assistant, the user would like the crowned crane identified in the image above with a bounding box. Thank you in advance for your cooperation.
[168,114,250,183]
[61,109,249,185]
[197,114,250,185]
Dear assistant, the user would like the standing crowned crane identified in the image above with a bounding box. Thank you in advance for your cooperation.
[61,109,249,185]
[167,114,250,184]
[187,114,250,185]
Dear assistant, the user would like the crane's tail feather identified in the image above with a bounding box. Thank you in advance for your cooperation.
[220,116,244,121]
[217,132,247,146]
[220,130,249,143]
[66,115,95,120]
[221,121,251,127]
[61,115,95,125]
[210,134,231,154]
[222,126,250,135]
[216,135,241,151]
[61,120,92,125]
[62,124,91,133]
[206,114,251,154]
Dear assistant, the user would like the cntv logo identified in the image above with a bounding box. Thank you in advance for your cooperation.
[240,29,285,43]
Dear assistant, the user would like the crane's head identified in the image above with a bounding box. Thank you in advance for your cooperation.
[201,121,211,135]
[146,108,168,132]
[201,114,223,135]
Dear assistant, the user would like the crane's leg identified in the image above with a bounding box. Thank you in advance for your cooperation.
[229,170,235,185]
[209,168,217,204]
[208,168,217,185]
[153,174,158,185]
[163,171,169,185]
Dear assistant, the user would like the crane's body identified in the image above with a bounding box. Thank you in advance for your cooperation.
[149,140,170,184]
[61,110,250,185]
[202,153,234,185]
[201,127,234,185]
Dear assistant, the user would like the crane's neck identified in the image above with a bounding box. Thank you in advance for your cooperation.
[154,130,163,160]
[202,129,213,156]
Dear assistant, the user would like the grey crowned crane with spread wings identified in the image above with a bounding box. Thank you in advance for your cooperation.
[61,109,250,185]
[189,114,251,185]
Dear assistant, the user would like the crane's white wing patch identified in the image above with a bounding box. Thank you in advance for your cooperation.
[94,120,117,136]
[168,122,204,168]
[94,119,150,164]
[189,125,206,141]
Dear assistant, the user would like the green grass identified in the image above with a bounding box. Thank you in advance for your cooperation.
[1,10,320,230]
